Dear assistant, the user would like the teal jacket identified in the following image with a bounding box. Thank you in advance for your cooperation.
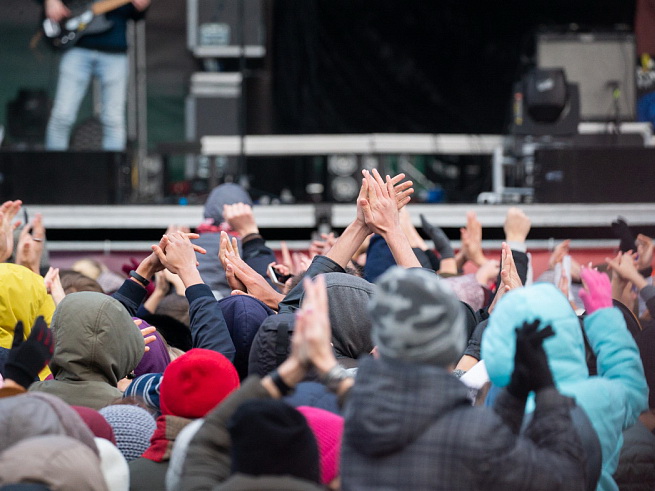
[481,283,648,491]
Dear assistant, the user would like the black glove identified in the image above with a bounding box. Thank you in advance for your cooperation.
[507,319,555,400]
[4,317,54,389]
[420,214,454,259]
[611,217,636,253]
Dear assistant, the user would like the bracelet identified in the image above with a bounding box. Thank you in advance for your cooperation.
[320,363,350,393]
[269,369,293,397]
[129,270,150,287]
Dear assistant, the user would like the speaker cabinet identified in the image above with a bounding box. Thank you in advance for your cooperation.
[0,151,131,204]
[533,147,655,203]
[537,32,635,121]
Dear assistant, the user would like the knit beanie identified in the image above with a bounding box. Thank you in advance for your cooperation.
[98,405,156,462]
[123,373,162,416]
[133,318,171,377]
[218,295,274,380]
[228,399,320,483]
[369,266,466,367]
[73,406,117,445]
[296,406,344,485]
[159,348,239,418]
[203,183,252,224]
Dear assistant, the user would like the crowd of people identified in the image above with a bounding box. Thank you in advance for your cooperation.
[0,169,652,490]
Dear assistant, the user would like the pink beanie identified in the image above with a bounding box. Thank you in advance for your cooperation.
[296,406,344,485]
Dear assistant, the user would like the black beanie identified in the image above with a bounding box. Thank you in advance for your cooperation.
[228,399,321,483]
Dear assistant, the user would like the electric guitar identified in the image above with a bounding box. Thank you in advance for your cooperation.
[42,0,132,50]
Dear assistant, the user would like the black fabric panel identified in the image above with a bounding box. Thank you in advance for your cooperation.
[271,0,635,134]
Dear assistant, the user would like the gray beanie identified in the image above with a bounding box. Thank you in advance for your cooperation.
[203,183,252,224]
[369,267,466,367]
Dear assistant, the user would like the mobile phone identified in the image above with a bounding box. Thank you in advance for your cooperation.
[267,264,293,287]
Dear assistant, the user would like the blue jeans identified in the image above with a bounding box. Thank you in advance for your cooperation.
[46,47,128,151]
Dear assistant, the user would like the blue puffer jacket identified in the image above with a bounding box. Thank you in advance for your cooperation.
[481,283,648,491]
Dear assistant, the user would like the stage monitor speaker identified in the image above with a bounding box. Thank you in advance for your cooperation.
[533,147,655,203]
[187,0,265,58]
[537,32,635,121]
[0,151,131,204]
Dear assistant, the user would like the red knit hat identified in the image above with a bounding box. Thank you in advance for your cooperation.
[159,349,239,418]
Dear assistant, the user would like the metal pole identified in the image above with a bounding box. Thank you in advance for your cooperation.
[237,0,247,185]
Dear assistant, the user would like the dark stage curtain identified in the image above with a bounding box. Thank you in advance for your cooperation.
[271,0,635,135]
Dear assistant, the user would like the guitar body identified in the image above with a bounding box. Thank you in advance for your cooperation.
[41,0,120,50]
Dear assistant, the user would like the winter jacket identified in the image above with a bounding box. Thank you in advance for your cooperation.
[341,356,586,491]
[613,420,655,490]
[180,377,272,491]
[0,263,56,375]
[482,283,649,491]
[130,456,169,491]
[185,284,236,360]
[29,292,145,409]
[113,278,236,361]
[216,473,324,490]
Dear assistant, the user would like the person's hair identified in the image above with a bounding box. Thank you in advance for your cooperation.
[59,270,105,295]
[155,293,190,327]
[71,258,104,280]
[109,395,158,417]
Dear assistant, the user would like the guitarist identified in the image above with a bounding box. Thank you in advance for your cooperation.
[41,0,150,151]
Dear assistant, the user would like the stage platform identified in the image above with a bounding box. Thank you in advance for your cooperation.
[31,202,655,252]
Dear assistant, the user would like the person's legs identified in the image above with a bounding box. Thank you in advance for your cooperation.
[45,48,93,150]
[96,51,128,151]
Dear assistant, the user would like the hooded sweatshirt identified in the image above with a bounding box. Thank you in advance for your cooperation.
[481,283,648,491]
[30,292,144,409]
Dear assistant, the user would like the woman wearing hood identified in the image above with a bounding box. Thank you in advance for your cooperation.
[482,269,648,491]
[29,292,146,409]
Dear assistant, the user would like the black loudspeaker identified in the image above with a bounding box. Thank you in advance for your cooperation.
[0,151,131,204]
[533,147,655,203]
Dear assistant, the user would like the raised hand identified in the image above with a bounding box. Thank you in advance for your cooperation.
[44,267,65,305]
[579,267,613,315]
[4,317,54,389]
[223,202,259,237]
[504,207,531,243]
[488,242,523,313]
[359,169,401,236]
[308,232,337,258]
[0,200,22,262]
[224,249,285,310]
[219,231,246,292]
[294,275,337,374]
[458,211,487,267]
[15,214,46,274]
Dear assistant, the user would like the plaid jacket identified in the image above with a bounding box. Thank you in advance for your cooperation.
[341,357,586,491]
